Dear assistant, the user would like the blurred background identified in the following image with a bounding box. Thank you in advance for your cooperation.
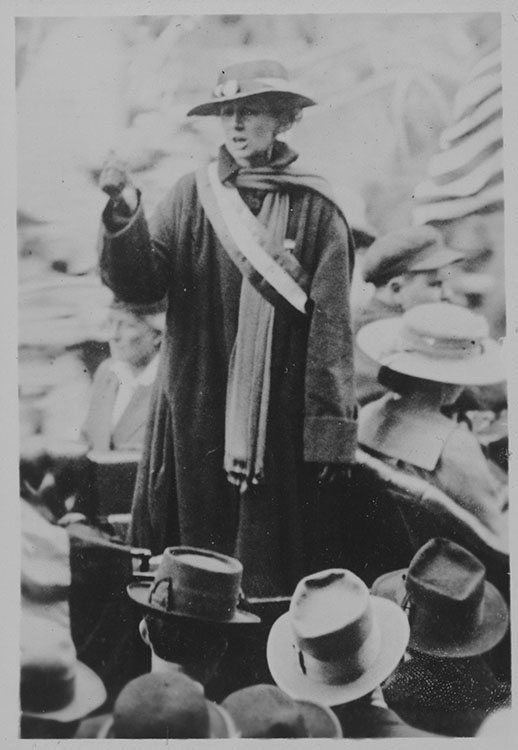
[17,12,502,447]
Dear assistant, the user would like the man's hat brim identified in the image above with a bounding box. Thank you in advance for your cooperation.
[266,596,409,706]
[187,89,316,117]
[126,581,260,625]
[357,316,504,386]
[371,569,509,658]
[22,661,107,723]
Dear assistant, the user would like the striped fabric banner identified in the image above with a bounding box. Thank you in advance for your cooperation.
[413,47,503,225]
[196,162,310,316]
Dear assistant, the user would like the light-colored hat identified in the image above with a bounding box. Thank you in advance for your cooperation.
[222,684,342,738]
[361,226,464,286]
[187,59,315,117]
[266,568,409,706]
[20,614,106,722]
[127,546,260,625]
[356,302,504,386]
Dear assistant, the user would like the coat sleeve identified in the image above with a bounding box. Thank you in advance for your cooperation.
[98,177,190,304]
[303,200,358,464]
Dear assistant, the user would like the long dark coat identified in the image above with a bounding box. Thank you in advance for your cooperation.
[99,143,357,596]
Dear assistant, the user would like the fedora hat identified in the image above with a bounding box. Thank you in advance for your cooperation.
[361,225,464,286]
[20,614,106,723]
[266,569,409,706]
[127,546,260,625]
[222,684,342,738]
[111,672,238,738]
[371,538,509,658]
[357,302,504,386]
[187,59,315,117]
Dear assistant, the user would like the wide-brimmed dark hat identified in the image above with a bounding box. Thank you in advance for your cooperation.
[127,546,260,625]
[222,684,342,738]
[371,538,509,658]
[187,59,316,117]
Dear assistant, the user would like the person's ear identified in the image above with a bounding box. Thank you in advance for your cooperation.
[139,618,151,647]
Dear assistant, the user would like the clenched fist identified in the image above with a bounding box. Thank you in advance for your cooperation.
[100,151,138,213]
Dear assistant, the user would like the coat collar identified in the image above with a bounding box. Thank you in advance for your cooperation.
[217,140,299,184]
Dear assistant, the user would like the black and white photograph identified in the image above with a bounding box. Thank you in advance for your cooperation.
[5,0,516,742]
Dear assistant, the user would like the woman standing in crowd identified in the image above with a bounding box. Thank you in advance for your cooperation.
[98,59,358,596]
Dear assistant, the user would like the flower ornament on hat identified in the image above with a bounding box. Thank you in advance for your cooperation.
[187,59,316,117]
[127,546,260,625]
[266,568,409,706]
[357,302,504,386]
[371,538,509,658]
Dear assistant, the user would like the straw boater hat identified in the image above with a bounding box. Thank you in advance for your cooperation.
[356,302,504,386]
[127,546,260,625]
[186,59,315,117]
[266,568,409,706]
[371,538,509,658]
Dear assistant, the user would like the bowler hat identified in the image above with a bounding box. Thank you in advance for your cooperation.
[187,59,315,117]
[266,568,409,706]
[20,614,106,723]
[127,546,260,625]
[109,295,167,332]
[222,684,342,738]
[361,225,464,286]
[371,538,509,658]
[356,302,504,386]
[111,672,237,738]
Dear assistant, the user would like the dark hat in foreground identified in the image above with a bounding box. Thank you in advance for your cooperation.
[127,546,260,625]
[356,302,504,386]
[222,684,342,738]
[187,59,315,117]
[267,568,409,706]
[371,538,509,658]
[111,672,237,738]
[20,614,106,723]
[362,225,464,286]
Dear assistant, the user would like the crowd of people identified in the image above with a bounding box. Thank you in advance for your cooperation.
[19,54,510,739]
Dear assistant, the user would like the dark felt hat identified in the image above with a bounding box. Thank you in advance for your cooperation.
[361,225,464,286]
[127,546,260,625]
[187,59,316,117]
[222,684,342,738]
[371,538,509,658]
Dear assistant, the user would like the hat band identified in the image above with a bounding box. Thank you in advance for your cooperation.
[394,326,485,361]
[409,594,485,645]
[150,578,238,621]
[296,621,381,685]
[213,76,289,99]
[21,669,76,714]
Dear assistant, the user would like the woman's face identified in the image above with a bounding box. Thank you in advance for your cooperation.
[106,309,160,370]
[220,98,282,167]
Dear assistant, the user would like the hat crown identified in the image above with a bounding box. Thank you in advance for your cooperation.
[218,59,289,86]
[148,546,243,622]
[222,685,308,738]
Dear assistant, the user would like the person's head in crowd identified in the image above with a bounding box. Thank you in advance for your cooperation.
[187,59,315,168]
[361,226,464,312]
[222,684,342,738]
[127,546,260,686]
[105,297,165,374]
[371,537,509,660]
[266,567,409,708]
[107,672,237,739]
[357,302,505,407]
[20,614,106,739]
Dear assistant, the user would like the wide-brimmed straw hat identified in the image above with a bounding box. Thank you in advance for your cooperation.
[187,59,315,117]
[371,538,509,658]
[266,568,409,706]
[356,302,504,386]
[222,684,342,738]
[20,614,106,723]
[127,546,260,625]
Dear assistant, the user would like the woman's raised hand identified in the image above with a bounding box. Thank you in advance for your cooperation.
[99,151,138,213]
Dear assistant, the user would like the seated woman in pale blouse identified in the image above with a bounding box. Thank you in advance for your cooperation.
[81,298,165,452]
[356,302,508,548]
